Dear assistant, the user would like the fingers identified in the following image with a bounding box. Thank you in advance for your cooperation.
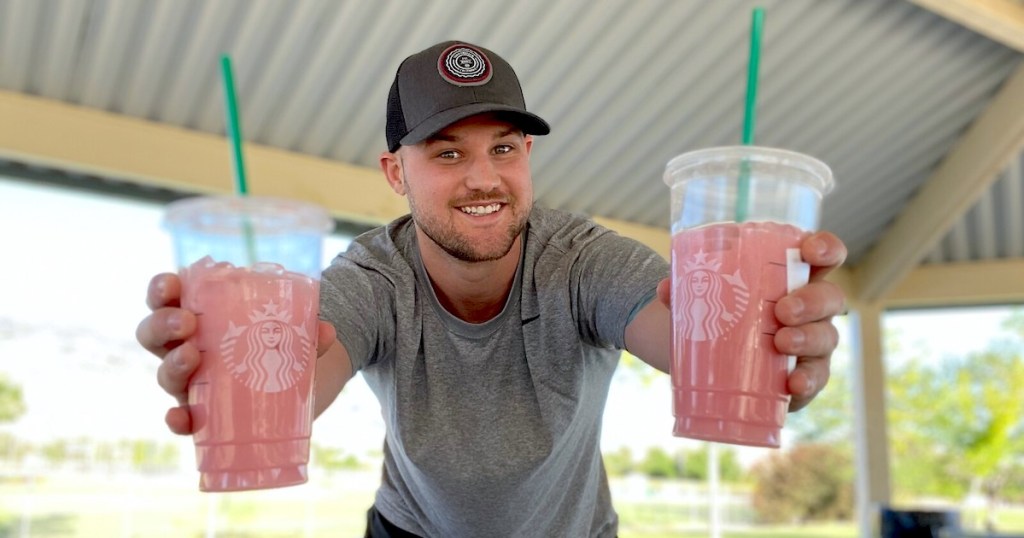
[776,320,837,412]
[776,231,845,413]
[656,278,671,308]
[787,355,832,412]
[165,406,194,436]
[135,307,197,359]
[157,342,199,434]
[138,272,193,359]
[156,341,200,405]
[316,320,338,358]
[146,273,183,310]
[143,272,196,435]
[775,279,845,327]
[774,320,839,358]
[801,231,848,280]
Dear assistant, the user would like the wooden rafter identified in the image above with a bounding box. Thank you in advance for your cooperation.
[907,0,1024,52]
[853,63,1024,301]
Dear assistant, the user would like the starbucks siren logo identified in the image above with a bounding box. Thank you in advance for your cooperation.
[219,302,313,393]
[680,249,749,341]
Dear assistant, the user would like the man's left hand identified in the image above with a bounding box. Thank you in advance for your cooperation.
[774,231,847,412]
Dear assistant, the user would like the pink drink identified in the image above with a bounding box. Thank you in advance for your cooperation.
[181,256,320,491]
[670,221,808,448]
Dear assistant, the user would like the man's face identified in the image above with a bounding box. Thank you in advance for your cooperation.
[384,114,534,263]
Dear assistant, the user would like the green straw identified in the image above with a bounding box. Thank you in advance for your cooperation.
[219,54,258,264]
[735,7,765,223]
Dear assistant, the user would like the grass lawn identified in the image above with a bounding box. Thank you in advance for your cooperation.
[616,502,857,538]
[619,528,856,538]
[1,470,376,537]
[4,470,1023,537]
[2,471,858,537]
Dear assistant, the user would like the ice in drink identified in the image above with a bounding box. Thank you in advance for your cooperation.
[663,145,833,448]
[182,256,321,491]
[670,221,807,448]
[164,195,332,491]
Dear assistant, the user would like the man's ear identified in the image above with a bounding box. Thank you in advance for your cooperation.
[379,151,406,195]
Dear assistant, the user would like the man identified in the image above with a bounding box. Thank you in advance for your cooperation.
[137,41,846,537]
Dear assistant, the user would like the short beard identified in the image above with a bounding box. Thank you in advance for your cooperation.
[423,211,526,262]
[402,174,529,263]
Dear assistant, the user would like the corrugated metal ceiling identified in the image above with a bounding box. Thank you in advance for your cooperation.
[0,0,1022,267]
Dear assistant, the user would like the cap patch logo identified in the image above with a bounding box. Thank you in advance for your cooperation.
[438,44,492,87]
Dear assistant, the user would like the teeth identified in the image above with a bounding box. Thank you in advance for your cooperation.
[460,203,501,215]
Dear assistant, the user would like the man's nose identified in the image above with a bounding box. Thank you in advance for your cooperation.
[464,157,501,191]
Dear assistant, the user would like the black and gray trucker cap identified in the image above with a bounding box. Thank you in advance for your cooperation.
[385,41,551,152]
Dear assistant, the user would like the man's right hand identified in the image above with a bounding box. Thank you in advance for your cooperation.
[135,273,199,435]
[135,273,343,435]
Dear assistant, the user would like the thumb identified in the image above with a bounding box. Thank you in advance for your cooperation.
[316,320,337,358]
[657,278,671,308]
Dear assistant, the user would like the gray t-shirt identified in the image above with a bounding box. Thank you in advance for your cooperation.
[320,207,668,537]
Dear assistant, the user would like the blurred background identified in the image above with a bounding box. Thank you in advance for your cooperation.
[1,0,1023,536]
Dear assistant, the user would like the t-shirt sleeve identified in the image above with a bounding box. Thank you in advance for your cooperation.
[319,255,397,372]
[570,229,669,349]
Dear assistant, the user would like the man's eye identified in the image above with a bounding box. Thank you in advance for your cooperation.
[438,150,460,159]
[494,145,513,154]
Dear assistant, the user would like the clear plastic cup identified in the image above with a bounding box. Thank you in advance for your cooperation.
[164,195,333,491]
[663,146,833,447]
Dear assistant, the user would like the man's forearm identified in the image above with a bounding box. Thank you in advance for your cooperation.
[313,341,354,419]
[623,299,672,374]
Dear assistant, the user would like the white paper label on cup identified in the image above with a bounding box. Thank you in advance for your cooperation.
[785,248,810,374]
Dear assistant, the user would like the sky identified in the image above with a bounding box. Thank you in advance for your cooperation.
[0,177,1019,464]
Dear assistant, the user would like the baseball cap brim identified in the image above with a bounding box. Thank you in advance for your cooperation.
[399,103,551,147]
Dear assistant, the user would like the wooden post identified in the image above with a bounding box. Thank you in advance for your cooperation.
[849,301,891,537]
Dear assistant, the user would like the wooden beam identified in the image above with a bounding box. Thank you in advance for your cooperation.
[0,89,692,261]
[826,266,858,309]
[883,258,1024,308]
[853,63,1024,301]
[593,217,670,261]
[0,90,404,227]
[906,0,1024,52]
[0,89,862,291]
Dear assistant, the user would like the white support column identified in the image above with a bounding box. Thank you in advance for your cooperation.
[850,301,891,537]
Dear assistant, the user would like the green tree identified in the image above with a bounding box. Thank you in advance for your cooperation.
[887,346,1024,504]
[639,446,677,478]
[0,433,29,465]
[785,358,853,443]
[952,353,1024,481]
[124,439,179,472]
[750,443,854,524]
[1003,308,1024,336]
[680,446,706,480]
[602,446,634,477]
[40,439,70,465]
[94,441,118,470]
[0,374,26,423]
[617,351,665,386]
[997,460,1024,502]
[311,443,364,473]
[679,445,744,483]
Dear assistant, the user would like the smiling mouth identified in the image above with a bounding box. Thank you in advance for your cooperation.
[459,203,502,216]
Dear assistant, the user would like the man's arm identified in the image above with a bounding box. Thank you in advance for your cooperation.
[313,337,355,419]
[623,230,847,412]
[137,272,355,433]
[622,295,672,374]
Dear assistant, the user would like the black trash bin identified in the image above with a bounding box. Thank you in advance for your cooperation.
[880,508,962,537]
